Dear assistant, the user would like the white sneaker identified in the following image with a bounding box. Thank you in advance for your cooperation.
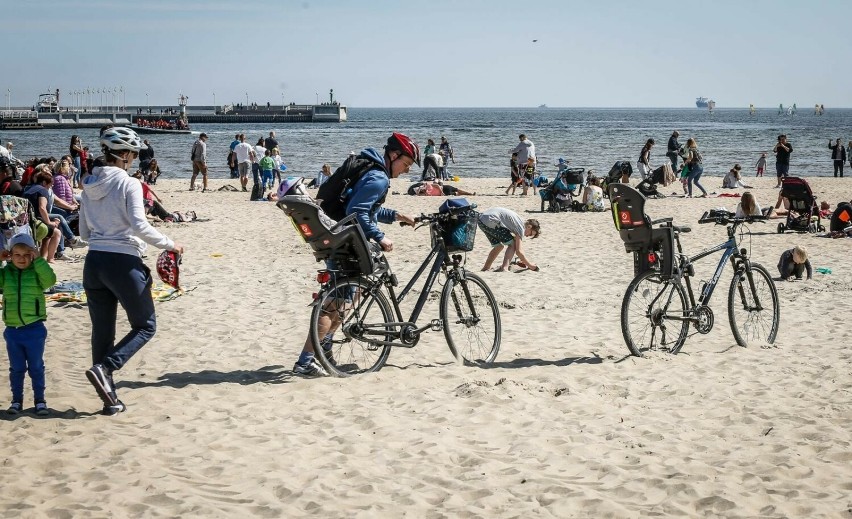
[68,237,88,249]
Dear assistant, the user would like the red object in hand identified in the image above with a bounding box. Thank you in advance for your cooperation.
[156,250,182,290]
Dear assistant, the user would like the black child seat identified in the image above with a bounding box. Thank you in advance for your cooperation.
[777,176,824,234]
[608,183,691,278]
[276,195,384,276]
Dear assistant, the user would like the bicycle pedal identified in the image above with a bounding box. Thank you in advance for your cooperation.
[430,319,443,331]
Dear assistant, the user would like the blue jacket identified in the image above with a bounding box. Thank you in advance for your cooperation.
[344,148,397,242]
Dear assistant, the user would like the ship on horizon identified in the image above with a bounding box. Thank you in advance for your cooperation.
[695,97,712,108]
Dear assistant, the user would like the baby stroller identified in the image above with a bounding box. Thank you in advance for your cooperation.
[601,161,633,198]
[540,168,585,212]
[636,164,674,199]
[777,176,824,233]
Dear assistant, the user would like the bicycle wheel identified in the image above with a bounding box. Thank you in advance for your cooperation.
[621,271,690,356]
[441,272,501,364]
[310,277,394,377]
[728,263,779,347]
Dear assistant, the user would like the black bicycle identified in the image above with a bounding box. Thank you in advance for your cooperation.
[620,211,780,356]
[300,205,501,377]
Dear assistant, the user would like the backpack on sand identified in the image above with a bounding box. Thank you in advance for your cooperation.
[316,154,386,222]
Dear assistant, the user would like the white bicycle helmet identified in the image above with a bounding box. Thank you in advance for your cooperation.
[100,127,147,152]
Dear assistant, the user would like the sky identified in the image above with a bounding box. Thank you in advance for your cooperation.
[2,0,851,108]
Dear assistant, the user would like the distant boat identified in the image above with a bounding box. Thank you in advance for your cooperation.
[128,124,191,135]
[695,97,711,108]
[708,100,716,113]
[538,104,548,109]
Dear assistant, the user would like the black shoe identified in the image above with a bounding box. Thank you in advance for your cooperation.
[86,364,118,407]
[292,359,329,378]
[103,400,127,416]
[34,401,50,416]
[6,401,22,415]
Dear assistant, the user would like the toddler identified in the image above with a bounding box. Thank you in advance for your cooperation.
[1,234,57,415]
[755,153,767,177]
[259,149,276,191]
[777,245,812,281]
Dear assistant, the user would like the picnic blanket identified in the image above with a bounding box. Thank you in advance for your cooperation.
[42,281,190,304]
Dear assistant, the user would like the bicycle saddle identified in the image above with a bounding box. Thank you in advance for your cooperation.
[673,225,691,233]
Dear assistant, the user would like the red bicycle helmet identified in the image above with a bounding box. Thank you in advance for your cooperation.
[157,250,182,290]
[387,132,421,167]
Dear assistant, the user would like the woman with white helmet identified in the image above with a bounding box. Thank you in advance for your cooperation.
[79,127,185,415]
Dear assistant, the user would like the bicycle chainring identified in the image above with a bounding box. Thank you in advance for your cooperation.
[694,305,714,334]
[400,324,420,347]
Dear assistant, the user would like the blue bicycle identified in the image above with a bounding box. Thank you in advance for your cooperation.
[620,210,780,355]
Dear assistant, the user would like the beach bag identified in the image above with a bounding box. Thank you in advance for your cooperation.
[317,154,386,222]
[437,198,478,252]
[250,182,265,201]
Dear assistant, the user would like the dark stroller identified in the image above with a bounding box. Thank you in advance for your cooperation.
[601,161,633,198]
[636,165,670,199]
[776,177,824,234]
[540,168,585,212]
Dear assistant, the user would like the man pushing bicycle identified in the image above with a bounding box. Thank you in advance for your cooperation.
[293,133,421,377]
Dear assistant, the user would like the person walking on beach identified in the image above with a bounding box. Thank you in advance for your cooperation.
[505,152,522,195]
[773,134,792,188]
[828,138,846,177]
[685,138,707,198]
[233,134,254,192]
[264,131,278,152]
[438,136,455,180]
[80,127,184,415]
[1,234,56,416]
[637,138,655,179]
[189,133,209,192]
[666,131,681,172]
[293,132,419,377]
[755,152,767,177]
[510,134,536,171]
[478,207,540,272]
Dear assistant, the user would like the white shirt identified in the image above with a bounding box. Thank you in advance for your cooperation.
[234,142,253,164]
[254,145,266,164]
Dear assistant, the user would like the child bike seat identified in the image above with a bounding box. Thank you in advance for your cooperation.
[277,195,383,276]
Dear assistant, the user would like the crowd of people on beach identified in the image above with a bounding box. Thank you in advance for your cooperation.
[0,120,849,407]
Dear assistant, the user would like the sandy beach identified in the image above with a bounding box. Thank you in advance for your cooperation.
[1,175,850,518]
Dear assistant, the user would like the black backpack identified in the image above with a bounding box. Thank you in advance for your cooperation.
[317,154,386,221]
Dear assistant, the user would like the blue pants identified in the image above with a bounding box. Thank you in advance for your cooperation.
[251,163,261,186]
[83,251,156,371]
[262,170,274,188]
[72,156,82,186]
[5,321,47,403]
[688,164,706,196]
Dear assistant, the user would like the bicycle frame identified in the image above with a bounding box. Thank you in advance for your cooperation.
[385,241,449,326]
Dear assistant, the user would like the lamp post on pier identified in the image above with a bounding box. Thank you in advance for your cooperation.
[145,92,149,111]
[213,92,216,112]
[245,92,249,107]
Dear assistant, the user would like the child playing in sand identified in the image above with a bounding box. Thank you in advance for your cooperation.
[259,149,276,192]
[755,153,767,177]
[478,207,540,272]
[522,158,537,196]
[1,234,57,415]
[505,153,522,195]
[777,245,812,281]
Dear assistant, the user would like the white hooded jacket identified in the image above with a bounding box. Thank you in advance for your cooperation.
[79,165,174,257]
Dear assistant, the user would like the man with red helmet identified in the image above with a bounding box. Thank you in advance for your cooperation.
[293,132,419,377]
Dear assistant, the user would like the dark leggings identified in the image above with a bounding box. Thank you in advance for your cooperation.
[833,160,844,177]
[148,200,172,220]
[84,251,156,371]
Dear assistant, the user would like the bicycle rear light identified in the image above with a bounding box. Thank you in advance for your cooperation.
[647,252,658,264]
[316,272,331,284]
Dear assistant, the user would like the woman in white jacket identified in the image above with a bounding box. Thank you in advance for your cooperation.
[80,127,185,415]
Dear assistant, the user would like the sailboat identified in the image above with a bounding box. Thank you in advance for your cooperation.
[749,104,756,115]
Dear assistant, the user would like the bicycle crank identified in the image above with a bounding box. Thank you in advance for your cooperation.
[694,305,714,334]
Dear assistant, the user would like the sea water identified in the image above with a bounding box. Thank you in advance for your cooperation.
[4,107,850,181]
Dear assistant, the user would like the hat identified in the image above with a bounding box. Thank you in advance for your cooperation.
[557,158,566,164]
[7,233,37,251]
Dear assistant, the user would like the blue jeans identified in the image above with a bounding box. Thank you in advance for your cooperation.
[5,321,47,403]
[776,163,789,178]
[688,164,706,196]
[72,156,82,186]
[262,170,274,188]
[83,251,156,371]
[49,212,75,254]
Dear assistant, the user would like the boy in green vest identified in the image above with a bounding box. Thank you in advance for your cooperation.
[1,234,57,415]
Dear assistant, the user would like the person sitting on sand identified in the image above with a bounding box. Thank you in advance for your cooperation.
[819,201,832,219]
[770,190,792,218]
[142,158,162,185]
[777,245,812,281]
[583,177,605,211]
[478,207,540,272]
[734,191,762,217]
[132,172,194,223]
[723,164,752,189]
[307,163,331,188]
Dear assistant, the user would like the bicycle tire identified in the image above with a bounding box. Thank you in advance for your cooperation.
[310,277,394,377]
[621,270,690,356]
[727,263,780,347]
[441,272,501,364]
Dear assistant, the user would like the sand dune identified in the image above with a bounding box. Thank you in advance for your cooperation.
[1,176,850,517]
